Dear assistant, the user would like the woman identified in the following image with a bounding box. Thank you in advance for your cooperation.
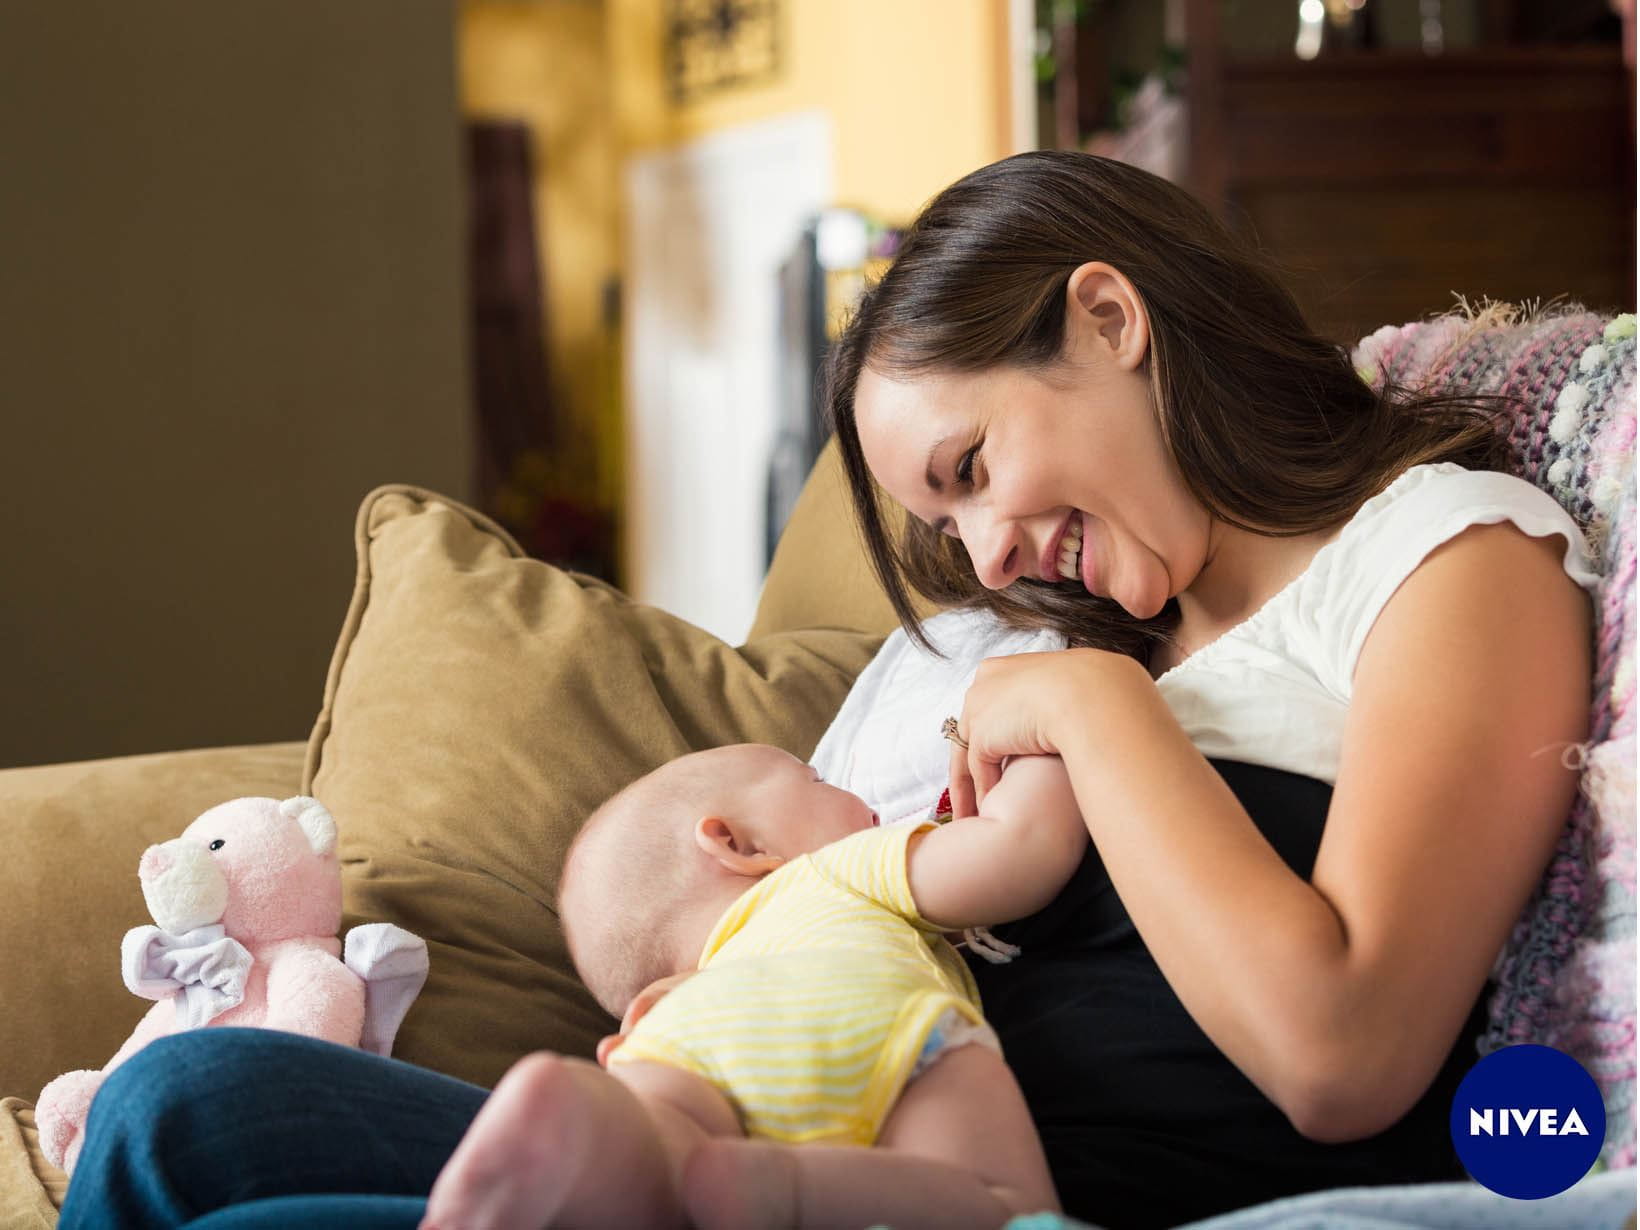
[823,149,1594,1225]
[59,152,1595,1229]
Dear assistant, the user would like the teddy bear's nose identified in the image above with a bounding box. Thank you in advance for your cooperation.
[139,838,229,934]
[139,846,171,881]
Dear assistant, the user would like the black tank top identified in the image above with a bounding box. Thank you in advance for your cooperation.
[967,759,1485,1230]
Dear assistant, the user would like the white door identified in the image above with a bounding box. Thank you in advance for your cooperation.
[624,110,833,644]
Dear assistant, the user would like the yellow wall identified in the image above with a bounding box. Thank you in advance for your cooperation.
[461,0,1015,581]
[460,1,623,512]
[609,0,1015,221]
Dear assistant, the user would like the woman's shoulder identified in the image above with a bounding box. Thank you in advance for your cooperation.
[1148,462,1597,779]
[1317,462,1597,685]
[1330,462,1596,590]
[1351,462,1582,534]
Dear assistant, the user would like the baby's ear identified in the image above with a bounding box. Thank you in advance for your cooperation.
[695,816,782,877]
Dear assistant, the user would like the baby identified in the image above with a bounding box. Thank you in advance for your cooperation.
[422,742,1089,1230]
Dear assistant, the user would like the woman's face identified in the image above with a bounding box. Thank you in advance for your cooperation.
[853,314,1212,620]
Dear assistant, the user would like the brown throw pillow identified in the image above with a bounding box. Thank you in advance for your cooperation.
[304,487,883,1089]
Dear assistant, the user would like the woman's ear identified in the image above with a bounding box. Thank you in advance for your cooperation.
[1065,261,1149,372]
[695,815,784,877]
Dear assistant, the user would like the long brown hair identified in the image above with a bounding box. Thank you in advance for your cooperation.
[826,150,1510,657]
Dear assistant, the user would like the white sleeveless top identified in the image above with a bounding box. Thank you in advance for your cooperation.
[1154,464,1599,785]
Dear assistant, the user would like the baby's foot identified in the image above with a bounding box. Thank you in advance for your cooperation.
[683,1138,801,1230]
[422,1052,678,1230]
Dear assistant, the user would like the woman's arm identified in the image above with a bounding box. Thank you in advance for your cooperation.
[906,754,1088,931]
[950,524,1590,1142]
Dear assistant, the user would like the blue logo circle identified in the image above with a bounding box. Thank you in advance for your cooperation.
[1450,1044,1605,1199]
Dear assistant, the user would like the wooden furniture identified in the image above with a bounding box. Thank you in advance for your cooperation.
[1184,4,1633,343]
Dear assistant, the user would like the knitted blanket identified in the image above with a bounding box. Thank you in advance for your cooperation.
[1353,306,1637,1167]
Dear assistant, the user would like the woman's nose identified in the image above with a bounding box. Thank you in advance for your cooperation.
[963,515,1023,589]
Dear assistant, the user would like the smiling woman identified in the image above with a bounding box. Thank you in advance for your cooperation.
[821,149,1600,1225]
[830,151,1511,660]
[852,267,1207,622]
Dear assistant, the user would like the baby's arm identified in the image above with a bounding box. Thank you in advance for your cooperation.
[906,754,1087,931]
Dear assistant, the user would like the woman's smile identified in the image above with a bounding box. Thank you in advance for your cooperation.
[1041,510,1103,598]
[1045,511,1080,581]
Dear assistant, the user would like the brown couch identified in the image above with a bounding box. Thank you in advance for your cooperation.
[0,443,903,1228]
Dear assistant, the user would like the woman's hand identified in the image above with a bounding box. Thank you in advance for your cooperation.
[948,648,1154,818]
[593,970,696,1066]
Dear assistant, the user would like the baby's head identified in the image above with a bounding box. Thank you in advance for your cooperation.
[560,743,876,1016]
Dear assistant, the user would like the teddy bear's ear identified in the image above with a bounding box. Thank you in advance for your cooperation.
[278,796,337,857]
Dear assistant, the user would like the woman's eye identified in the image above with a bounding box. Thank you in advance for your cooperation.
[955,443,981,485]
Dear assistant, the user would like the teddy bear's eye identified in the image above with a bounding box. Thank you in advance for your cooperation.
[208,839,225,851]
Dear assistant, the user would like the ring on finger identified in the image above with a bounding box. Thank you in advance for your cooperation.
[941,715,969,750]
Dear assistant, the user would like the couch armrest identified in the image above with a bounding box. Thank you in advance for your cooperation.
[0,742,305,1102]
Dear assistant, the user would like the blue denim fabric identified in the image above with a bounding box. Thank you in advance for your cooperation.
[57,1028,487,1230]
[182,1195,428,1229]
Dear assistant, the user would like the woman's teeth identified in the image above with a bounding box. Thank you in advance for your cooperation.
[1056,517,1083,580]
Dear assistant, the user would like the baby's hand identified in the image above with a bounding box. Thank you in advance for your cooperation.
[595,970,697,1066]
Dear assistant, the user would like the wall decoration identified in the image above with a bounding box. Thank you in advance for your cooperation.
[666,0,782,103]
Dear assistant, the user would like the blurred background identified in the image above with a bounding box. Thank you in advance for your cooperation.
[1,0,1632,766]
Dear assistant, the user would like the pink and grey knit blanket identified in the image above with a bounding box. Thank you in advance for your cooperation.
[1354,306,1637,1167]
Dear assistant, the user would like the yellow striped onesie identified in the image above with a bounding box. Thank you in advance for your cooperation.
[606,821,984,1145]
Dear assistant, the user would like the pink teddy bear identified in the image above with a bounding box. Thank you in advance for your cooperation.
[35,795,426,1173]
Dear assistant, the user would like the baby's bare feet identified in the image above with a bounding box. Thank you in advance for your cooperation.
[422,1052,678,1230]
[683,1138,801,1230]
